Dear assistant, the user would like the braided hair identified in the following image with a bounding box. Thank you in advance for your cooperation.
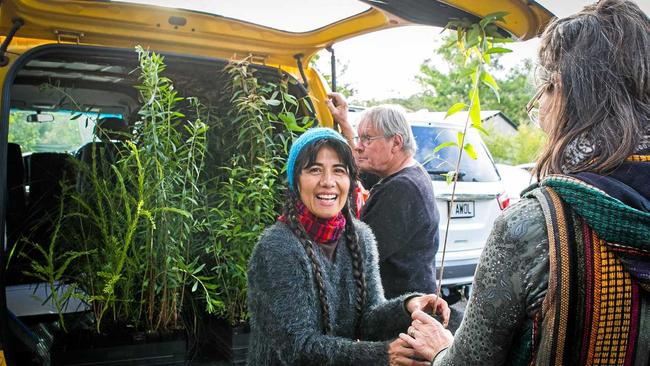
[283,138,367,338]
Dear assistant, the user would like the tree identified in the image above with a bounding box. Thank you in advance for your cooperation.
[415,33,535,126]
[8,111,40,152]
[311,53,357,98]
[483,123,547,164]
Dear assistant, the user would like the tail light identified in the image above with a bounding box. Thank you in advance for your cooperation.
[497,192,510,210]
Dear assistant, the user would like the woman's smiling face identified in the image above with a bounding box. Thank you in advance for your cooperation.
[298,145,350,219]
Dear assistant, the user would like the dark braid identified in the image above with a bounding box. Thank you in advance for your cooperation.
[284,193,332,335]
[342,201,367,340]
[283,137,366,337]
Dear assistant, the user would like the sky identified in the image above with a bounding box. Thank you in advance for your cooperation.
[313,0,650,102]
[134,0,649,102]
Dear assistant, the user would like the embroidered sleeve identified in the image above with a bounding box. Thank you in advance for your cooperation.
[433,198,549,366]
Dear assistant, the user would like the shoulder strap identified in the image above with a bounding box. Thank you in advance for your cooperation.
[529,186,573,366]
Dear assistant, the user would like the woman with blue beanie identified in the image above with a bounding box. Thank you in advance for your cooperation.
[247,127,450,365]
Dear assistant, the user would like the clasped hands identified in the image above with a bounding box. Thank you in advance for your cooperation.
[388,294,454,366]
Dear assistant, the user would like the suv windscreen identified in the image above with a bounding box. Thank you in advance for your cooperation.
[412,125,500,182]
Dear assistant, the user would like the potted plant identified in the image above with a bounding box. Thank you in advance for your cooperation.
[21,49,312,364]
[200,59,313,364]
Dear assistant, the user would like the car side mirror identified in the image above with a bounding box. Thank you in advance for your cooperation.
[26,113,55,123]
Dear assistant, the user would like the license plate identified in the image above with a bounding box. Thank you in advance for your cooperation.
[450,201,475,218]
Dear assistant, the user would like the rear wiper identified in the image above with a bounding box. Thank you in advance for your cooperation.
[427,170,450,175]
[427,170,466,180]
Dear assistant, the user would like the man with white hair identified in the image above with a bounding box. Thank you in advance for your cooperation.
[328,93,440,299]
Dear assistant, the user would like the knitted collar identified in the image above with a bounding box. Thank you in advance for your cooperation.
[280,201,346,245]
[562,126,650,172]
[540,171,650,251]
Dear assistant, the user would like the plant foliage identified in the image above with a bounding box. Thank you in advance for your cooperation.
[22,48,312,335]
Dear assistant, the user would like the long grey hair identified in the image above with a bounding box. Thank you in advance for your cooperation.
[534,0,650,179]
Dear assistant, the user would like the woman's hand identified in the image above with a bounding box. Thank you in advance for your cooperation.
[399,310,454,362]
[405,294,451,328]
[387,338,431,366]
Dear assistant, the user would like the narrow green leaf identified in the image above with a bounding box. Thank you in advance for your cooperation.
[463,143,478,160]
[443,171,455,185]
[469,91,481,127]
[483,52,491,65]
[457,132,464,147]
[479,11,509,28]
[481,72,500,102]
[466,24,480,49]
[485,47,513,55]
[445,102,467,118]
[433,141,458,154]
[265,99,281,107]
[191,281,198,292]
[490,37,514,44]
[472,124,490,136]
[282,92,298,106]
[481,71,498,89]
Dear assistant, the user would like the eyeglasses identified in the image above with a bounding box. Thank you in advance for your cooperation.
[526,82,550,127]
[353,135,385,146]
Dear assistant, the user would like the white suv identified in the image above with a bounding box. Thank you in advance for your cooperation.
[408,113,509,299]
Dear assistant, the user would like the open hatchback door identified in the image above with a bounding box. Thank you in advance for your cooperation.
[0,1,553,364]
[0,0,553,123]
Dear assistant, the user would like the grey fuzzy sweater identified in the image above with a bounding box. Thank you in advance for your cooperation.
[247,219,414,365]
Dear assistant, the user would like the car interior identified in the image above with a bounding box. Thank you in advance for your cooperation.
[4,44,309,364]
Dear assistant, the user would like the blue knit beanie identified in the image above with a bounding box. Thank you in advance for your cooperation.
[287,127,348,192]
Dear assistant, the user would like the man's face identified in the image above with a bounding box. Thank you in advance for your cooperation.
[355,121,395,177]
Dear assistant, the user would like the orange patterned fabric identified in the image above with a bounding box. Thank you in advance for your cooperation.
[530,185,643,366]
[626,155,650,162]
[589,231,634,365]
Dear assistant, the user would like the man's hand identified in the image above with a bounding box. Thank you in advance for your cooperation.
[326,92,357,147]
[326,92,349,124]
[388,337,431,366]
[399,310,454,362]
[405,294,451,328]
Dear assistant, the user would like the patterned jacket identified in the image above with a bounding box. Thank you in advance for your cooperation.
[433,162,650,365]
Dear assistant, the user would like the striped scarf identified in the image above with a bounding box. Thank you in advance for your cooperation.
[525,173,649,366]
[279,201,346,245]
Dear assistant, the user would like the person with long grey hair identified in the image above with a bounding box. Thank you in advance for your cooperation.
[397,0,650,365]
[247,127,450,365]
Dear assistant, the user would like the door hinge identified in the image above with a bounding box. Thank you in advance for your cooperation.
[233,53,268,65]
[0,18,25,67]
[53,30,85,44]
[248,53,268,64]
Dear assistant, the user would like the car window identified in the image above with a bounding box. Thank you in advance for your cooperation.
[412,125,500,182]
[8,109,120,153]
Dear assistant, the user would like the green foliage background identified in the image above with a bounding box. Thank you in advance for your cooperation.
[360,33,544,164]
[483,124,547,165]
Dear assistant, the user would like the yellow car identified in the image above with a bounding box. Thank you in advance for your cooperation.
[0,1,552,364]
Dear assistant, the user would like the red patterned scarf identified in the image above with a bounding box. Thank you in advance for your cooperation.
[279,201,346,244]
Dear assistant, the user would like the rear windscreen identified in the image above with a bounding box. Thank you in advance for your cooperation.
[412,125,500,182]
[9,109,120,153]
